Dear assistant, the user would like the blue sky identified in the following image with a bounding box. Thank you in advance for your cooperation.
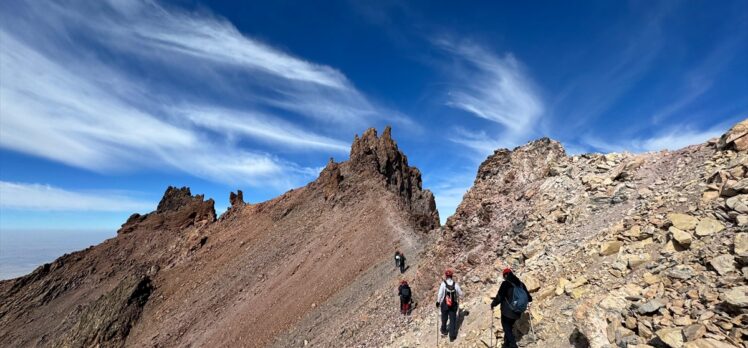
[1,0,746,231]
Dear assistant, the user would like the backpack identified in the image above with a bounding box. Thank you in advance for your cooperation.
[444,280,457,308]
[395,255,401,266]
[506,283,529,315]
[400,285,411,299]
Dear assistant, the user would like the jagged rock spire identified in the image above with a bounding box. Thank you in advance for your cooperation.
[348,126,439,231]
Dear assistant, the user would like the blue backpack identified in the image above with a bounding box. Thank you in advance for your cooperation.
[506,284,529,315]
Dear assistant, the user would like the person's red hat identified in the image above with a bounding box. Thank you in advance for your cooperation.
[400,279,408,285]
[444,269,454,277]
[502,268,512,276]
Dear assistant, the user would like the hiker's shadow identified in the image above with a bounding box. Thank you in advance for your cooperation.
[456,308,470,332]
[400,265,410,273]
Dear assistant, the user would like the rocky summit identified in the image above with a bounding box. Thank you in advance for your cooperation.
[2,121,748,348]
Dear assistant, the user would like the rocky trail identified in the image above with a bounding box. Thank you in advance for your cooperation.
[2,121,748,348]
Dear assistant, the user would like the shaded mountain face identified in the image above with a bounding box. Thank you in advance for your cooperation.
[0,127,438,347]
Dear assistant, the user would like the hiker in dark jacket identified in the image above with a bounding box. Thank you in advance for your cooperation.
[394,251,406,274]
[398,280,413,315]
[491,268,532,348]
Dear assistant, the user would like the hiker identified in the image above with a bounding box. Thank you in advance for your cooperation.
[398,280,413,315]
[436,269,463,342]
[490,268,532,348]
[394,251,406,273]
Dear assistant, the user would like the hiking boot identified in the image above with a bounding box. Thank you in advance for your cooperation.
[440,330,448,336]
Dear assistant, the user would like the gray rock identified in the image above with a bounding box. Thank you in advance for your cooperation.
[708,254,735,276]
[726,194,748,214]
[638,300,664,315]
[721,285,748,308]
[655,327,684,348]
[666,265,695,280]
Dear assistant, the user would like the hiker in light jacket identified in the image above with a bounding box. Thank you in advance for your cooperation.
[394,251,406,274]
[435,269,463,342]
[490,268,532,348]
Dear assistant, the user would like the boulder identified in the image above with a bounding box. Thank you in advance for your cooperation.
[667,213,699,231]
[600,294,628,312]
[570,287,587,299]
[694,218,724,237]
[523,275,540,293]
[737,215,748,226]
[638,300,664,315]
[717,118,748,151]
[726,194,748,214]
[666,265,695,280]
[627,253,652,269]
[522,240,544,259]
[655,327,684,348]
[721,286,748,308]
[600,241,623,256]
[708,254,735,276]
[735,233,748,257]
[624,225,642,239]
[670,227,693,248]
[684,338,739,348]
[564,276,588,294]
[682,324,706,341]
[701,190,719,203]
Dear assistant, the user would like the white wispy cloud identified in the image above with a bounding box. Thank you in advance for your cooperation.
[179,106,350,152]
[31,0,389,126]
[448,128,502,154]
[0,181,153,212]
[438,41,544,134]
[429,39,545,164]
[583,123,729,153]
[0,0,395,188]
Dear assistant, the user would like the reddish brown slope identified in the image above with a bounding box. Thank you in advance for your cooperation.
[0,127,438,347]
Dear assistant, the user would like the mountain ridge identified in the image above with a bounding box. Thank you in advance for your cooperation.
[2,120,748,347]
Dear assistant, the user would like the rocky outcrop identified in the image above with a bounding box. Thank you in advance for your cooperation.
[348,126,439,231]
[55,275,152,348]
[445,137,566,248]
[317,158,343,201]
[118,186,216,234]
[392,119,748,348]
[229,190,244,207]
[718,119,748,152]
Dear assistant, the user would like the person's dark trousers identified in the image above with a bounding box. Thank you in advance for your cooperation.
[399,262,405,273]
[440,302,458,340]
[501,315,518,348]
[400,297,410,314]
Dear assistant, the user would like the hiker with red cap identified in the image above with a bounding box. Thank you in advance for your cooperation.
[435,269,463,342]
[491,268,532,348]
[398,280,413,315]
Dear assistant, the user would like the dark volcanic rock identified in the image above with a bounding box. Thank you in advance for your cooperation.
[229,190,245,207]
[118,186,216,234]
[349,126,439,231]
[55,275,153,348]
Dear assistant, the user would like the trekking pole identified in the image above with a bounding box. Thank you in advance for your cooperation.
[490,308,494,348]
[529,305,537,342]
[436,307,440,347]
